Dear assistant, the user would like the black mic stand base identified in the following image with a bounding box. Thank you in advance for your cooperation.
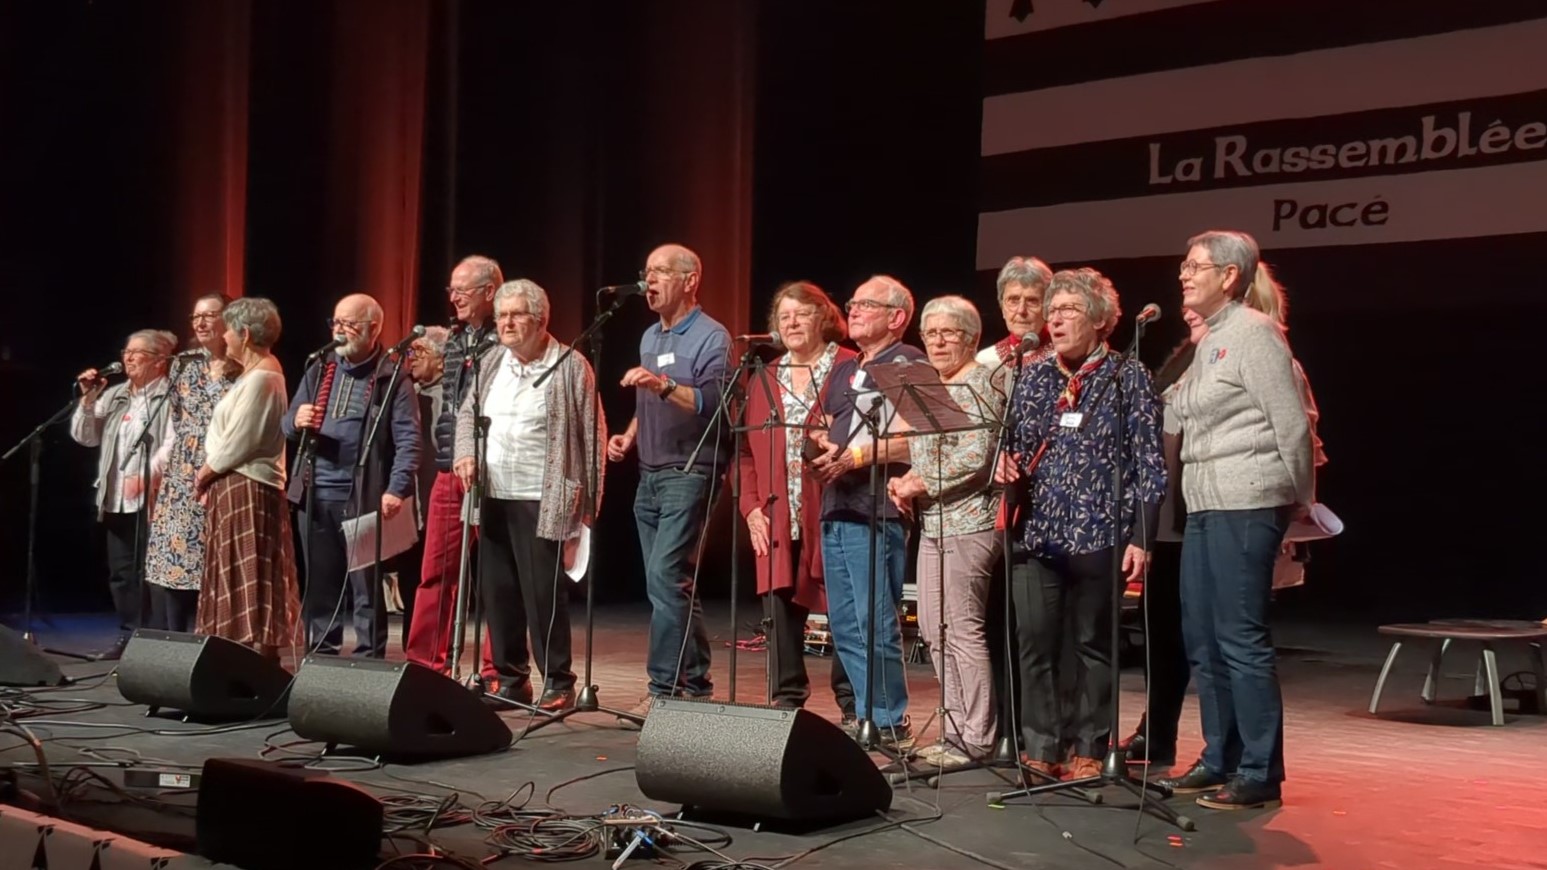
[517,684,645,734]
[988,747,1194,831]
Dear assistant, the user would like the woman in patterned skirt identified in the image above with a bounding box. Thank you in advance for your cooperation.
[195,297,301,662]
[145,293,241,632]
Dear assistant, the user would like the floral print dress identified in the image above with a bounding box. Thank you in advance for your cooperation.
[145,353,237,591]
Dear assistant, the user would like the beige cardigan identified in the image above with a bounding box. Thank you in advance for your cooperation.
[453,339,605,541]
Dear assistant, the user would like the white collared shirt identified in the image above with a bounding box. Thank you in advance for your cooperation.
[484,340,559,500]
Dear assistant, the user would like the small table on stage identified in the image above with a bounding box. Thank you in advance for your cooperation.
[1368,620,1547,726]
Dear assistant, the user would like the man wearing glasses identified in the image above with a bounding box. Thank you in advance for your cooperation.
[807,275,926,748]
[606,243,731,723]
[71,329,177,659]
[283,293,422,659]
[404,256,502,687]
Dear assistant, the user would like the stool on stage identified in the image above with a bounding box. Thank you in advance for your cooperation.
[1369,620,1547,726]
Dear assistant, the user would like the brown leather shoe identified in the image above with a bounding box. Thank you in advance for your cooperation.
[1019,753,1063,781]
[537,688,575,712]
[1063,756,1102,781]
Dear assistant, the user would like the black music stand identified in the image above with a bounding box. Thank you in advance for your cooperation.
[987,328,1193,833]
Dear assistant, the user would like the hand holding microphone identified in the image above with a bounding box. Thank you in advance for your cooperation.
[75,361,123,398]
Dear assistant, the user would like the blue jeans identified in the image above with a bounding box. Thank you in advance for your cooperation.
[1180,507,1290,785]
[820,519,909,727]
[634,469,714,697]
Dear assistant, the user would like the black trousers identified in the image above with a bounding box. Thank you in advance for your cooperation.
[102,511,147,638]
[763,538,855,713]
[1137,540,1189,756]
[1011,549,1114,763]
[147,586,200,633]
[300,497,388,658]
[479,498,575,692]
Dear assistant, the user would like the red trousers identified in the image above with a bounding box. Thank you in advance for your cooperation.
[404,472,496,677]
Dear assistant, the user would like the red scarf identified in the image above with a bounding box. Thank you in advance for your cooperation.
[1054,344,1108,413]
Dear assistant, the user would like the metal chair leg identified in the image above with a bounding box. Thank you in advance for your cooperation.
[1370,640,1403,715]
[1422,638,1450,704]
[1481,643,1504,726]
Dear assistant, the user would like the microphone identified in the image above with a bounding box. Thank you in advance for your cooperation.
[1016,332,1041,355]
[98,362,125,377]
[734,332,783,348]
[386,324,428,358]
[599,280,648,297]
[1135,303,1162,325]
[306,335,346,361]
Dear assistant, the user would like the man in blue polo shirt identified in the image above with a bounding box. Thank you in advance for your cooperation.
[606,243,731,724]
[810,275,924,748]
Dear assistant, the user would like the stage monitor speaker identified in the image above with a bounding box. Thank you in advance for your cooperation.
[635,697,892,824]
[0,625,65,687]
[196,757,381,870]
[116,630,292,720]
[287,656,511,760]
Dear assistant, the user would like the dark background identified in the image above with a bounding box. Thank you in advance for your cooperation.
[2,1,1542,629]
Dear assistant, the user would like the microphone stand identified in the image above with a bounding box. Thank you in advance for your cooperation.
[2,394,95,661]
[680,343,759,702]
[989,320,1193,833]
[848,395,908,762]
[119,365,178,641]
[296,359,326,657]
[522,288,644,732]
[357,347,411,660]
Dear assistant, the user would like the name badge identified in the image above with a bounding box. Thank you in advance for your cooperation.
[657,352,676,368]
[1059,411,1084,429]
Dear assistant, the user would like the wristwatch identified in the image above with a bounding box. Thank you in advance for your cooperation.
[658,376,678,399]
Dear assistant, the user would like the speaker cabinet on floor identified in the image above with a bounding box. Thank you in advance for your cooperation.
[0,625,64,687]
[196,757,382,870]
[116,630,291,720]
[286,656,511,760]
[635,698,892,824]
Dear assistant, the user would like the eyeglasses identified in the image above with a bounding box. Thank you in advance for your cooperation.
[121,348,163,360]
[776,308,820,325]
[845,299,899,313]
[445,284,490,298]
[1046,304,1087,321]
[1001,294,1042,312]
[1178,261,1227,278]
[495,311,539,323]
[189,313,221,323]
[921,327,968,343]
[639,267,690,280]
[326,318,374,331]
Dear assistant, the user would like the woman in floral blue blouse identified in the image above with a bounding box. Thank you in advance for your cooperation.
[999,267,1166,782]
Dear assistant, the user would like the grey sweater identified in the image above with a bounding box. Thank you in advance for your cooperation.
[1171,302,1314,512]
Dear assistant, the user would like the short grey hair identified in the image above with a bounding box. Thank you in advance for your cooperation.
[919,295,983,350]
[222,297,283,349]
[418,325,451,357]
[127,329,178,358]
[868,274,915,322]
[1046,268,1122,340]
[995,256,1053,304]
[665,246,702,275]
[493,279,550,325]
[1187,230,1259,298]
[456,255,504,288]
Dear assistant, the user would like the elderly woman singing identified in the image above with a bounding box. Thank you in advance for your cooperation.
[999,268,1166,782]
[454,279,604,712]
[738,281,856,720]
[888,295,1005,768]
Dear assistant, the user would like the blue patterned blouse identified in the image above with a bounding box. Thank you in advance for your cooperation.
[1006,349,1166,559]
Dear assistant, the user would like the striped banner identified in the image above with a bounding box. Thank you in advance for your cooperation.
[977,1,1547,269]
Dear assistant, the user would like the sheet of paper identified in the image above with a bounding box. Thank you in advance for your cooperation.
[341,506,421,573]
[565,525,591,583]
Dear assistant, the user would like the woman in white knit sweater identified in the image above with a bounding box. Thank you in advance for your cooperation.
[1157,231,1314,812]
[194,297,302,663]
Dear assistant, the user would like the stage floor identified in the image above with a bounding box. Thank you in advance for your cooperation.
[3,603,1545,869]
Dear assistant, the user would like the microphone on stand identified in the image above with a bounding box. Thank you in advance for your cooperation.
[734,332,784,349]
[599,280,648,298]
[1135,303,1162,326]
[386,324,428,358]
[1015,332,1041,356]
[306,335,347,361]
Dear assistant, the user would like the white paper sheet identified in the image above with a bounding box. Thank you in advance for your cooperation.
[341,506,421,573]
[565,525,590,583]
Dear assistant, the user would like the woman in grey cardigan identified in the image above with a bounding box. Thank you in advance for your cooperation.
[453,279,605,711]
[1158,231,1314,811]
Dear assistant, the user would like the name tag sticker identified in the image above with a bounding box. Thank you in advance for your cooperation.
[1059,412,1084,429]
[657,352,676,368]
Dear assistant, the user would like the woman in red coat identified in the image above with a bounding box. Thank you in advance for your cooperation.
[739,281,856,720]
